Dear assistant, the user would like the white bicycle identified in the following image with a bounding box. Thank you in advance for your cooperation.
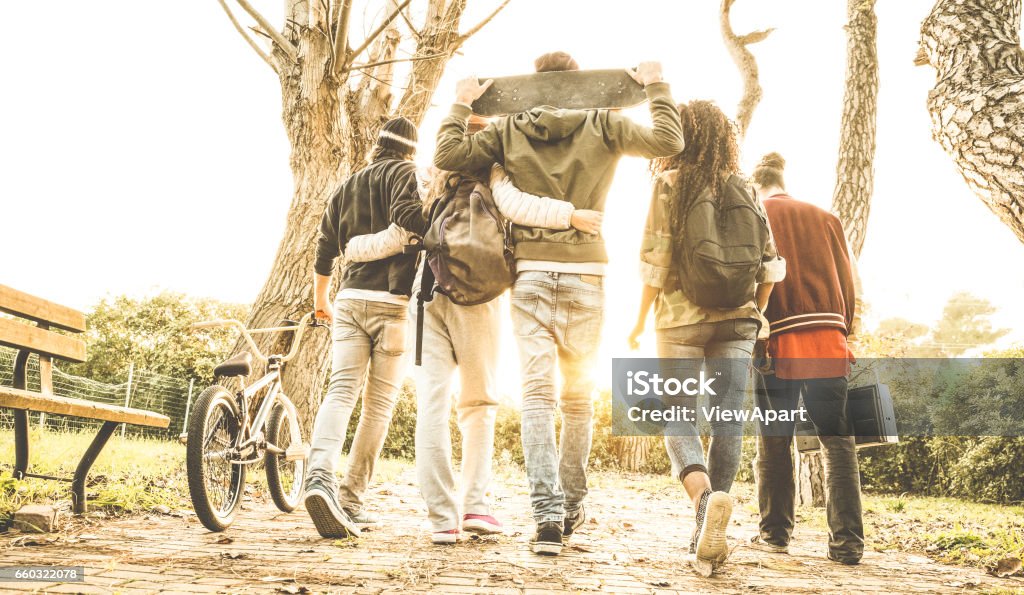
[185,313,322,532]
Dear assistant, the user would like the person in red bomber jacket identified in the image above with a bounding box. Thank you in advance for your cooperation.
[748,152,864,566]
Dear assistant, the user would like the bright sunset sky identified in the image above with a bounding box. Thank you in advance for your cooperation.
[3,1,1023,392]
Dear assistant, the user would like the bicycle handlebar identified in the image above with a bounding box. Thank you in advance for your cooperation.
[190,312,320,363]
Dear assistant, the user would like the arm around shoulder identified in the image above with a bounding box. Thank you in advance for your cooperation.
[434,104,502,172]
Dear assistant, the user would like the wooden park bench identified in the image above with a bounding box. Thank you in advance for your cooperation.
[0,284,169,513]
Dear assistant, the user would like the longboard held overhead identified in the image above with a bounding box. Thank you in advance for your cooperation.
[471,69,648,116]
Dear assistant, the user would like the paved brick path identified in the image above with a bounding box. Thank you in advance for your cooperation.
[3,466,1019,594]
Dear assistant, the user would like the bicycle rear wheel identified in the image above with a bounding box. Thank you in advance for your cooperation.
[186,386,246,532]
[265,399,306,512]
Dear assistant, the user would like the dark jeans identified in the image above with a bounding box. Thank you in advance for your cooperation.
[755,375,864,562]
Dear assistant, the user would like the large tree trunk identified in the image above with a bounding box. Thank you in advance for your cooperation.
[918,0,1024,244]
[215,0,509,431]
[614,436,656,472]
[831,0,879,258]
[795,450,827,507]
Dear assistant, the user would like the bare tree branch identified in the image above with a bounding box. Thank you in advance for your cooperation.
[216,0,279,73]
[333,0,353,74]
[720,0,773,139]
[738,28,776,46]
[351,51,448,71]
[234,0,299,61]
[398,5,421,38]
[346,0,413,67]
[458,0,511,42]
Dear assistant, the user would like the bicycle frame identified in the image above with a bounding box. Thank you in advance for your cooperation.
[191,313,318,464]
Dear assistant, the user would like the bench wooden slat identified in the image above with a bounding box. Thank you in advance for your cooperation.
[0,386,170,428]
[0,317,86,363]
[0,285,86,333]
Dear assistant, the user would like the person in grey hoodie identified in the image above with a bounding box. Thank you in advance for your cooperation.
[433,52,684,555]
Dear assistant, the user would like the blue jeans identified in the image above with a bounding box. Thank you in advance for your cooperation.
[511,272,603,523]
[307,298,408,512]
[656,319,758,493]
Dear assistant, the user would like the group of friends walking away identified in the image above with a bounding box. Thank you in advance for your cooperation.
[302,51,865,576]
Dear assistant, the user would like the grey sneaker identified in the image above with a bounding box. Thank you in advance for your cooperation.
[304,480,360,538]
[344,508,380,526]
[749,534,789,554]
[563,505,587,541]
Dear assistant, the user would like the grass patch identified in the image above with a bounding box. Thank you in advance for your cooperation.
[795,491,1024,569]
[0,428,189,524]
[0,428,414,528]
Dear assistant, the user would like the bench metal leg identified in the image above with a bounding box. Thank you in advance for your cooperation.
[71,421,119,514]
[12,349,31,479]
[13,410,29,480]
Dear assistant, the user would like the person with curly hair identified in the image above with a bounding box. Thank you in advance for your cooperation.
[628,101,786,574]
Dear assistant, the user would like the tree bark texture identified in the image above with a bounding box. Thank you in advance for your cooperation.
[831,0,879,259]
[919,0,1024,244]
[614,436,655,472]
[796,450,827,508]
[216,0,509,431]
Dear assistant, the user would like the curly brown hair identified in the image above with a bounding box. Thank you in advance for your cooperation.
[650,101,740,259]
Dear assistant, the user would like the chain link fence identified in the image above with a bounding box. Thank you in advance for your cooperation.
[0,347,195,439]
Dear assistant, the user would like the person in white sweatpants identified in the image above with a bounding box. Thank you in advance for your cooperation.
[347,163,602,543]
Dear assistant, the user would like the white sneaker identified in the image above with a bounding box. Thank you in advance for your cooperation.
[693,491,732,575]
[431,528,462,544]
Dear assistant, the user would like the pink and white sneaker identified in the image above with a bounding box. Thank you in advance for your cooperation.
[431,528,462,544]
[462,514,504,535]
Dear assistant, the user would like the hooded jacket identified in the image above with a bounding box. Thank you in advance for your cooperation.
[433,82,684,263]
[314,158,428,296]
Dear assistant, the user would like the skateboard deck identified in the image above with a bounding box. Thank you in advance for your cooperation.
[471,69,647,116]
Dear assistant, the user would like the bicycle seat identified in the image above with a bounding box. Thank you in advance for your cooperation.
[214,351,253,378]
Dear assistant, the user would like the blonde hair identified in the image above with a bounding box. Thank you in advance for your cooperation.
[752,152,786,189]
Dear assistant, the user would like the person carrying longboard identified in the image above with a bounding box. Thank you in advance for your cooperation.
[433,52,684,556]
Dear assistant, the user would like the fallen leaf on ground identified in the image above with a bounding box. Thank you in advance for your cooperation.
[214,536,234,544]
[991,557,1023,578]
[11,536,57,547]
[221,551,247,559]
[277,585,310,594]
[736,559,805,572]
[261,576,296,583]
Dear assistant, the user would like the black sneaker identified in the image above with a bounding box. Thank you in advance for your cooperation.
[749,534,789,554]
[563,504,586,541]
[827,551,861,565]
[531,521,564,556]
[304,480,360,539]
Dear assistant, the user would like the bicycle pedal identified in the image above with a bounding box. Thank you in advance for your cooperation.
[285,443,309,461]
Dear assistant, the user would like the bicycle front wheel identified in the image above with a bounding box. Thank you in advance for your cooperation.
[265,399,306,512]
[186,386,246,532]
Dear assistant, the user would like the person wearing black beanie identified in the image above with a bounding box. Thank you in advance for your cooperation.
[304,115,427,540]
[374,116,418,159]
